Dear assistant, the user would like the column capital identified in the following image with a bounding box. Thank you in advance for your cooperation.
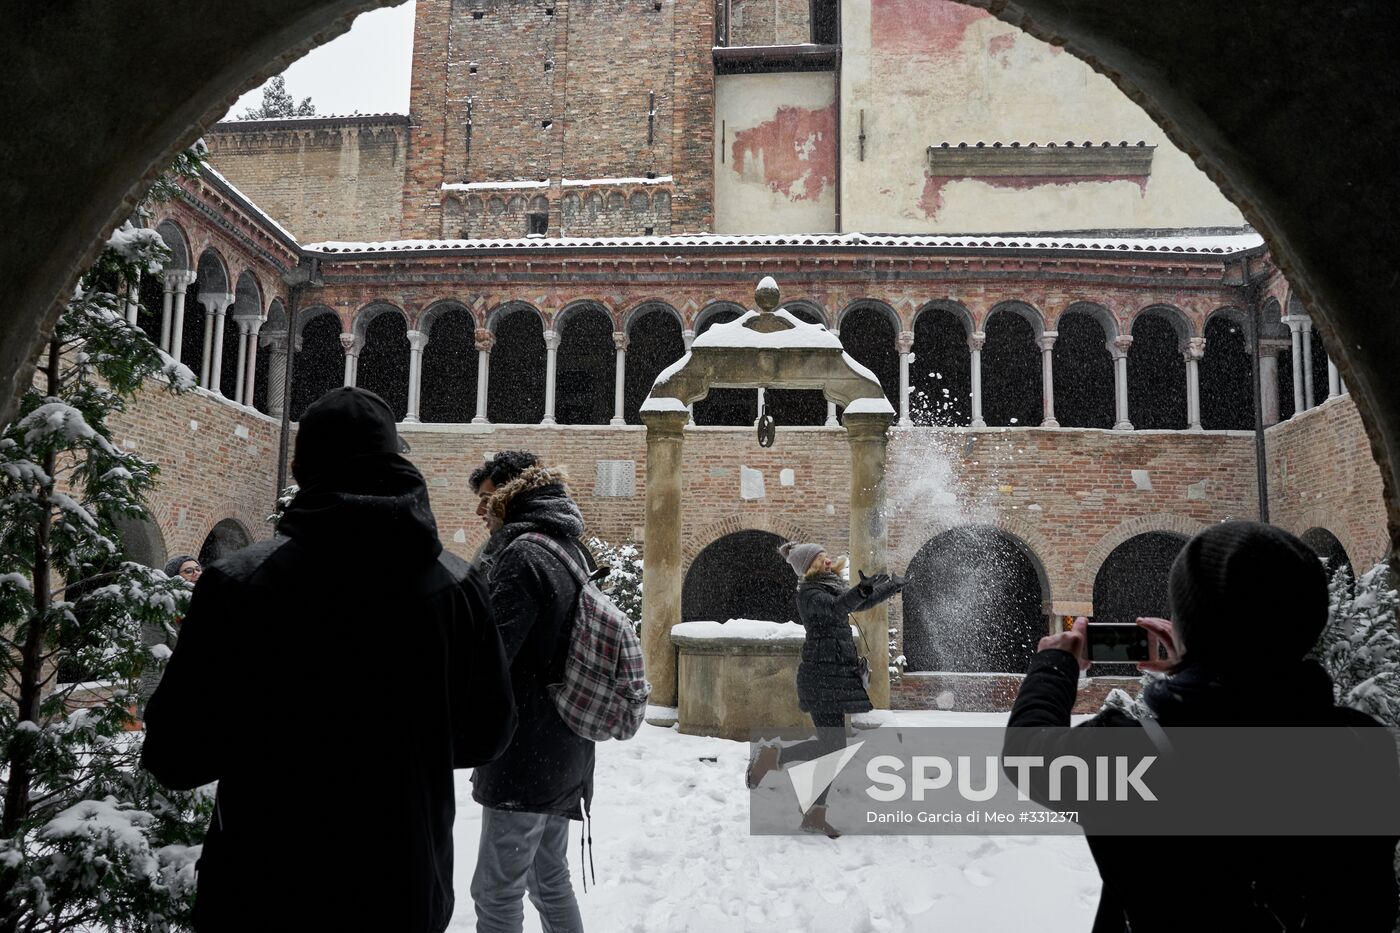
[407,329,429,352]
[1110,334,1134,357]
[543,329,561,351]
[1184,336,1206,360]
[1259,337,1291,358]
[246,317,264,336]
[613,331,630,352]
[163,268,197,289]
[967,330,986,352]
[474,327,496,353]
[681,328,696,350]
[641,408,690,437]
[233,318,252,336]
[1282,313,1309,333]
[1037,331,1058,352]
[197,292,235,314]
[896,330,915,354]
[339,332,362,356]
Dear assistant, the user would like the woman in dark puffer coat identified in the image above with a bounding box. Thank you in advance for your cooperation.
[745,542,904,837]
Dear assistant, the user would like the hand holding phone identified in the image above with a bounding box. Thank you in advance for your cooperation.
[1085,623,1152,663]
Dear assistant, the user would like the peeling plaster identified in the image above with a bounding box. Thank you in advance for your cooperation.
[732,104,837,202]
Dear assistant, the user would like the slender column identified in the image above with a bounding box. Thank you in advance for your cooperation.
[1038,330,1059,428]
[1285,315,1305,415]
[209,301,230,393]
[845,411,894,709]
[1300,317,1316,409]
[1184,336,1206,430]
[472,327,494,424]
[1328,358,1341,399]
[755,387,766,424]
[1259,340,1285,427]
[167,271,195,365]
[197,293,233,391]
[263,332,289,417]
[159,274,175,351]
[242,320,262,407]
[403,329,428,423]
[968,331,986,428]
[232,320,250,405]
[640,410,690,710]
[1110,335,1134,430]
[611,332,628,425]
[682,328,696,426]
[542,328,560,425]
[896,330,914,426]
[340,332,359,388]
[125,270,141,326]
[826,327,840,426]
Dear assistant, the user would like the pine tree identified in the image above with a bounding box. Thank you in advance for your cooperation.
[0,149,212,932]
[587,537,643,632]
[1316,563,1400,727]
[238,76,316,120]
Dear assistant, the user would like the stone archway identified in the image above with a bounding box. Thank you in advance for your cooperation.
[640,278,895,711]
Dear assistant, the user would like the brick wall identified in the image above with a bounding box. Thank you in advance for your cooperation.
[729,0,810,46]
[204,117,409,244]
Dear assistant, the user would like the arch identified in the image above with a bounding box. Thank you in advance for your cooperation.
[1301,527,1355,587]
[985,300,1046,338]
[1201,311,1255,430]
[692,303,754,426]
[1053,305,1116,428]
[420,304,479,423]
[114,513,168,570]
[768,301,829,426]
[837,302,899,414]
[624,300,683,334]
[682,530,802,626]
[488,301,546,424]
[1129,303,1192,343]
[290,310,344,420]
[197,518,253,566]
[681,512,816,570]
[194,247,229,295]
[913,299,974,338]
[419,299,479,337]
[153,219,191,271]
[1205,305,1250,333]
[902,525,1050,673]
[780,298,829,329]
[486,300,545,331]
[553,298,613,334]
[909,304,972,426]
[294,304,338,338]
[251,297,287,414]
[555,300,615,424]
[693,300,747,335]
[1091,531,1189,672]
[981,302,1041,427]
[1128,306,1188,429]
[212,270,263,398]
[837,298,899,333]
[351,300,408,339]
[623,304,685,425]
[1077,513,1206,601]
[357,305,410,420]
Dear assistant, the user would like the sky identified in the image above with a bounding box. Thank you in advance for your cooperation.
[224,1,417,120]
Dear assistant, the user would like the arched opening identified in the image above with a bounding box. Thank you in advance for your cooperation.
[902,526,1047,673]
[910,305,972,426]
[185,249,229,376]
[682,530,799,625]
[693,304,754,426]
[838,302,898,420]
[488,304,546,424]
[199,518,252,566]
[1301,527,1354,587]
[224,270,261,398]
[623,304,685,425]
[1309,324,1332,406]
[114,514,168,570]
[420,305,478,424]
[1053,308,1115,429]
[982,304,1041,428]
[556,303,615,425]
[290,311,343,421]
[1091,532,1187,672]
[1128,309,1187,429]
[146,220,190,348]
[766,303,828,426]
[1201,312,1254,430]
[253,298,286,415]
[355,307,410,421]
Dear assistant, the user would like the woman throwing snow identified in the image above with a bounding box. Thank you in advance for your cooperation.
[746,542,905,837]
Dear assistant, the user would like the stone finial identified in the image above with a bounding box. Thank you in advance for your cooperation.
[755,276,780,313]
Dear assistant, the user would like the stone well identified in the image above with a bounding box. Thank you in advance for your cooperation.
[671,620,810,741]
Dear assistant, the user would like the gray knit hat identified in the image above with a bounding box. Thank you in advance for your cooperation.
[778,542,824,577]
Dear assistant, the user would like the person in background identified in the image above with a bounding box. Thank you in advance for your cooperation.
[137,555,201,716]
[746,543,905,838]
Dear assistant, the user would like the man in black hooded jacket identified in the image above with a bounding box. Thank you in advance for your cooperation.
[142,387,516,933]
[468,451,593,933]
[1006,521,1399,932]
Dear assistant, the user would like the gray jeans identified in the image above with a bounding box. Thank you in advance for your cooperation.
[470,807,584,933]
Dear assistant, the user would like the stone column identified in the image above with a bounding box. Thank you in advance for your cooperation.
[405,329,428,423]
[242,319,262,407]
[845,410,894,709]
[232,319,251,405]
[1038,330,1059,428]
[263,331,288,417]
[826,328,840,426]
[159,274,175,351]
[1185,336,1206,430]
[1259,340,1285,427]
[1285,315,1306,415]
[167,271,195,366]
[1328,358,1341,399]
[682,328,696,425]
[968,331,986,428]
[896,330,914,426]
[1300,317,1316,409]
[611,331,628,425]
[542,328,561,425]
[472,327,494,424]
[1110,335,1134,430]
[197,293,233,391]
[640,409,690,711]
[125,270,141,325]
[340,332,359,388]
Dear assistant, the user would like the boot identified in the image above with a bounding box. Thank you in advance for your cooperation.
[800,805,841,838]
[745,744,781,789]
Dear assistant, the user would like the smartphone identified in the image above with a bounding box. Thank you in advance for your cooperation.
[1086,623,1151,663]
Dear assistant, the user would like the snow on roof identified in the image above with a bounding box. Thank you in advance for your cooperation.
[561,175,674,187]
[690,308,843,350]
[305,230,1264,256]
[442,179,550,191]
[638,395,690,414]
[199,164,300,246]
[213,113,410,128]
[844,396,898,416]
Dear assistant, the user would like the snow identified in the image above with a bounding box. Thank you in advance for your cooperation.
[442,180,551,191]
[561,175,674,187]
[671,619,807,641]
[690,309,843,350]
[638,395,690,414]
[447,710,1099,931]
[201,164,300,245]
[844,397,898,416]
[0,572,32,593]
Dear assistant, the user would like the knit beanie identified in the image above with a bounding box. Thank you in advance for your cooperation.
[292,387,404,489]
[778,542,824,577]
[163,554,198,579]
[1168,521,1328,672]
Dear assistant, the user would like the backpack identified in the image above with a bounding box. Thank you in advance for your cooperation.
[518,533,651,741]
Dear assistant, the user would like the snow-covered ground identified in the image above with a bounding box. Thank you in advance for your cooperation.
[449,712,1101,932]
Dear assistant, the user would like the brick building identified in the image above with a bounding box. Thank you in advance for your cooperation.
[125,0,1382,709]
